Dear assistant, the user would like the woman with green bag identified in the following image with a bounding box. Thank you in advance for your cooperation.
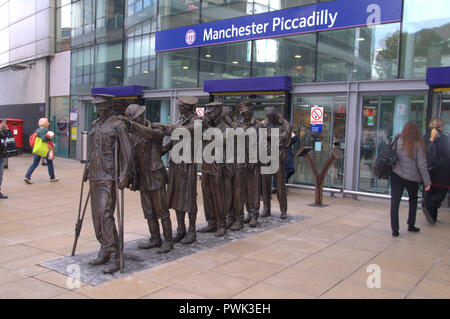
[24,118,59,184]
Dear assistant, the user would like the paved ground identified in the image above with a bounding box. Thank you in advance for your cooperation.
[0,154,449,299]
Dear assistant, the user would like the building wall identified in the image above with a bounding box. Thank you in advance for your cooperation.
[0,0,55,68]
[50,50,70,97]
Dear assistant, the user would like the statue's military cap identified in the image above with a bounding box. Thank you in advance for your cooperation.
[92,94,114,104]
[178,96,198,106]
[125,104,146,120]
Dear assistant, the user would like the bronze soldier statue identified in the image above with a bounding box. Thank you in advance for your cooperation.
[238,102,261,227]
[157,96,199,245]
[124,104,173,253]
[198,102,234,236]
[261,107,291,219]
[84,94,133,274]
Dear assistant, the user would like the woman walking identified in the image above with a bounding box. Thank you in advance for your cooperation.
[24,118,59,184]
[422,118,450,224]
[0,123,9,198]
[390,122,431,237]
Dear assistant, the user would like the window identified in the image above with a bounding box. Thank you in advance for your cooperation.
[56,2,71,52]
[201,0,252,23]
[252,33,316,83]
[157,48,199,88]
[199,41,252,83]
[317,23,400,82]
[158,0,200,30]
[400,0,450,78]
[124,22,156,88]
[95,42,124,87]
[70,47,94,95]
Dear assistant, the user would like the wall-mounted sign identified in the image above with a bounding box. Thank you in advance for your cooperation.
[196,107,205,118]
[310,105,323,133]
[156,0,402,52]
[396,104,405,115]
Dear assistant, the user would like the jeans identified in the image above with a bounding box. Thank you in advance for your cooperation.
[390,173,419,232]
[25,154,55,180]
[0,157,4,190]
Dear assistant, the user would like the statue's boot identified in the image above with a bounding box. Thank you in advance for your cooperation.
[102,251,120,274]
[249,211,259,227]
[157,217,174,254]
[226,212,234,229]
[89,247,110,266]
[280,210,287,219]
[173,210,186,243]
[181,212,197,245]
[197,223,217,233]
[260,205,271,217]
[138,219,162,249]
[230,210,244,231]
[243,212,251,224]
[214,225,226,237]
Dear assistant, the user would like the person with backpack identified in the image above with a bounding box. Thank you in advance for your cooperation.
[0,123,9,198]
[390,122,431,237]
[422,118,450,224]
[24,118,59,184]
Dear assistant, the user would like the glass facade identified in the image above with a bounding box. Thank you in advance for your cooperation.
[56,0,71,52]
[66,0,449,196]
[49,97,71,158]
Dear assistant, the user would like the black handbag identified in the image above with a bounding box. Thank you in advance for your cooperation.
[0,130,19,157]
[374,136,398,179]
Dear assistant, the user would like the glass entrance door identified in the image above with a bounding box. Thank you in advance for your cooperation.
[290,95,347,188]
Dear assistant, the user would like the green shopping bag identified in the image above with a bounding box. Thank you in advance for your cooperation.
[32,136,49,157]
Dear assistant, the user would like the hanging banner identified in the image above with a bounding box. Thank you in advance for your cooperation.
[156,0,402,52]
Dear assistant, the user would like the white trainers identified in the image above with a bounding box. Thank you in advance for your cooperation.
[24,178,33,184]
[50,177,60,183]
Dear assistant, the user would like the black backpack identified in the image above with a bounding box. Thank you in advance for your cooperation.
[374,136,398,179]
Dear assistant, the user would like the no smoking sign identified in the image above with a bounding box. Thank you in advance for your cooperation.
[311,106,323,125]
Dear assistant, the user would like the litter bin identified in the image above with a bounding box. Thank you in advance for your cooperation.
[0,118,24,148]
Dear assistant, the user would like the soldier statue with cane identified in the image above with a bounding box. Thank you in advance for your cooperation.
[74,93,133,274]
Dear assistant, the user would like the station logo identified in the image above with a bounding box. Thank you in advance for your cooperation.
[185,29,196,45]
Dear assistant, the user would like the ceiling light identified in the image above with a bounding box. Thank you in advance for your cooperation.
[232,61,239,64]
[115,66,121,69]
[294,55,302,59]
[357,37,365,41]
[205,54,212,58]
[182,66,189,70]
[376,48,384,52]
[143,71,149,74]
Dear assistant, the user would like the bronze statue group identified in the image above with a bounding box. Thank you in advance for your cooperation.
[77,93,291,274]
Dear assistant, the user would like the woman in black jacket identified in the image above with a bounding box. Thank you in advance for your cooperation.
[422,118,450,224]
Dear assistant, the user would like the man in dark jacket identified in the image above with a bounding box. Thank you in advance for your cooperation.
[84,94,133,274]
[423,118,450,224]
[125,104,173,253]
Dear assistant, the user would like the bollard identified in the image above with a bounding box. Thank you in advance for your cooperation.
[81,131,88,163]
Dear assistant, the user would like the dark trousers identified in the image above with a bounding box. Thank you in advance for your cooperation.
[390,173,419,232]
[245,164,260,215]
[26,154,55,180]
[262,161,287,213]
[140,187,170,220]
[201,173,226,228]
[90,180,119,254]
[423,186,448,220]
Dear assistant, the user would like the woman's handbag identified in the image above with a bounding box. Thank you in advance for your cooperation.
[32,136,50,157]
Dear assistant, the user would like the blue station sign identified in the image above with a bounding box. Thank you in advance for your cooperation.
[156,0,402,52]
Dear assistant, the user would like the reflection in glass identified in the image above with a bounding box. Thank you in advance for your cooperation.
[252,33,316,82]
[50,97,70,158]
[124,31,156,88]
[157,48,199,89]
[358,95,427,194]
[401,0,450,78]
[95,0,124,43]
[56,4,71,52]
[95,42,123,87]
[201,0,252,23]
[199,41,251,83]
[70,47,94,95]
[290,96,347,187]
[158,0,200,30]
[317,23,400,81]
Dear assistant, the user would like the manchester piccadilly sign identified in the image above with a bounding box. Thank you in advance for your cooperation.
[155,0,402,52]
